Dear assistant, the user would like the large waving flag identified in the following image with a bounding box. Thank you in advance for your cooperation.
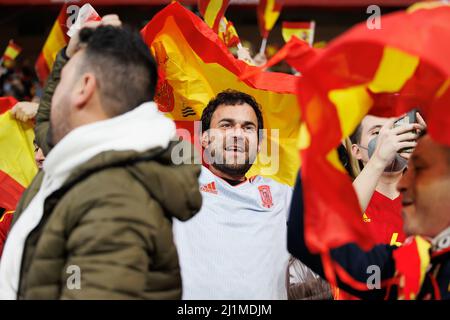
[141,2,301,186]
[0,97,37,256]
[286,2,450,296]
[198,0,230,34]
[35,5,69,84]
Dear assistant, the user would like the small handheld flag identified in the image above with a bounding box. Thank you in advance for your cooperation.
[257,0,283,53]
[282,21,315,46]
[1,40,22,68]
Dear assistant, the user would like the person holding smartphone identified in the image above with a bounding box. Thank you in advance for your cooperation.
[349,112,426,247]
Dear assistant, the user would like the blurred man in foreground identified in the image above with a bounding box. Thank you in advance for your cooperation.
[0,17,201,299]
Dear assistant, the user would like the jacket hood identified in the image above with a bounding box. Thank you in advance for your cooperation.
[44,102,201,221]
[62,140,202,221]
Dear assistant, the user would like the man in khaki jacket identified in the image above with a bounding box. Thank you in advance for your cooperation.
[0,17,201,299]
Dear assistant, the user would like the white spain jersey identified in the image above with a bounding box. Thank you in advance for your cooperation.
[173,166,293,300]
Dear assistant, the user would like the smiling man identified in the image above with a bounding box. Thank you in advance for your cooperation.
[173,90,330,299]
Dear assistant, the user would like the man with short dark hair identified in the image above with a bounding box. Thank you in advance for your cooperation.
[0,17,202,299]
[173,89,331,300]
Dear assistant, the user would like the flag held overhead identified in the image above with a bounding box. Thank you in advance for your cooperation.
[141,2,301,186]
[35,5,70,84]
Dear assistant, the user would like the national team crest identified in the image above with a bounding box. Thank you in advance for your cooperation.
[258,185,273,208]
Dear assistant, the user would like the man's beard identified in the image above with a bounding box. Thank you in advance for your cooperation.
[211,162,254,178]
[205,136,257,178]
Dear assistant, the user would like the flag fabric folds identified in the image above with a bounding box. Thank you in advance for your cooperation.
[282,21,315,46]
[35,5,69,84]
[198,0,230,34]
[141,2,301,186]
[257,0,283,39]
[282,3,450,295]
[0,97,38,256]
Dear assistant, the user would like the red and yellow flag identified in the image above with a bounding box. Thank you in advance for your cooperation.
[2,40,22,66]
[0,97,38,256]
[198,0,230,34]
[282,21,315,46]
[218,17,240,48]
[141,2,301,186]
[393,236,431,300]
[284,2,450,292]
[257,0,283,39]
[35,5,69,84]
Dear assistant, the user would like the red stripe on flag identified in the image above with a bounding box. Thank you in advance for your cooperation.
[0,96,18,115]
[35,52,51,86]
[282,21,312,29]
[0,170,25,212]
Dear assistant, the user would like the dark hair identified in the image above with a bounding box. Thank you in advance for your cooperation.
[78,25,157,117]
[349,124,363,145]
[200,89,264,140]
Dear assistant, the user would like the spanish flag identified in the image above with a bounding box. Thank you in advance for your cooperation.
[218,17,240,48]
[289,2,450,294]
[393,236,431,300]
[1,40,22,68]
[257,0,283,39]
[282,21,315,46]
[0,97,38,256]
[198,0,230,34]
[141,2,301,186]
[35,5,69,84]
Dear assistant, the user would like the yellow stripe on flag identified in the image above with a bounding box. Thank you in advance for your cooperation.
[328,85,373,138]
[264,0,281,32]
[0,111,37,187]
[42,20,68,70]
[368,46,420,94]
[327,149,346,174]
[415,236,431,290]
[204,0,223,29]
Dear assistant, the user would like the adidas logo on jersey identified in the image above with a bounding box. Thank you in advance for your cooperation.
[200,182,218,194]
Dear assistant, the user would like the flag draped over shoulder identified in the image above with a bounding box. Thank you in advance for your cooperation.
[257,0,283,39]
[198,0,230,34]
[0,97,37,255]
[35,5,69,84]
[141,2,301,186]
[284,3,450,296]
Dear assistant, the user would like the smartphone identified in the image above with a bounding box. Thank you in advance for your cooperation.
[394,109,417,153]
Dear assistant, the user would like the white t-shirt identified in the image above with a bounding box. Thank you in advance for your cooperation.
[173,166,293,300]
